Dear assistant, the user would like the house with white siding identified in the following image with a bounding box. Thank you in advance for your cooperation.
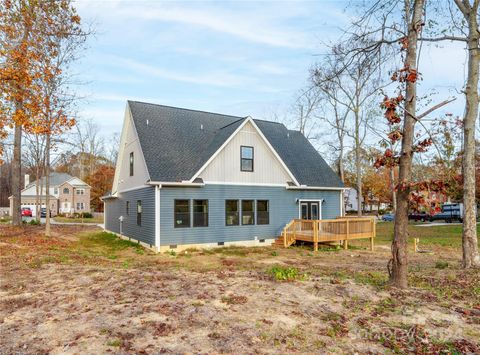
[103,101,345,252]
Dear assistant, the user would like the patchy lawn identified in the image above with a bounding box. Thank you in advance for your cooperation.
[0,223,479,354]
[53,216,104,224]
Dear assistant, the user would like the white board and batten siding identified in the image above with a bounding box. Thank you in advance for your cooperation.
[198,121,291,185]
[113,108,150,193]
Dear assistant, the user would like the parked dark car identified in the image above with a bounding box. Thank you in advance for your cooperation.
[408,212,431,222]
[429,211,463,223]
[40,208,51,218]
[382,213,394,221]
[21,207,32,217]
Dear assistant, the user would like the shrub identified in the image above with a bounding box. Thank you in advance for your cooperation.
[81,212,93,218]
[435,261,449,269]
[29,219,41,225]
[267,266,307,281]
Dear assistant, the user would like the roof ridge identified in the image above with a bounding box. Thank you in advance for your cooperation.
[218,117,247,130]
[128,100,245,120]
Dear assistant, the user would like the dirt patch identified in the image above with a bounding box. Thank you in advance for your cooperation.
[0,224,479,353]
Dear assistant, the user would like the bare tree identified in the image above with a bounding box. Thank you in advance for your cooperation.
[313,46,385,215]
[23,132,47,220]
[455,0,480,268]
[73,119,106,180]
[291,87,322,138]
[418,0,480,267]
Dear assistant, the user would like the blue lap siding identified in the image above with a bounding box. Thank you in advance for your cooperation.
[159,184,341,247]
[104,187,156,246]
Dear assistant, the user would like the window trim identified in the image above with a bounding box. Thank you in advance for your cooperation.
[256,200,269,225]
[240,145,254,172]
[129,152,134,176]
[193,199,209,227]
[174,199,190,228]
[225,199,239,226]
[241,199,255,225]
[136,200,142,226]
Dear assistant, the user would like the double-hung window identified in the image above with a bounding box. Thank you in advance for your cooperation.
[193,200,208,227]
[257,200,269,225]
[225,200,239,226]
[242,200,254,225]
[126,201,130,215]
[174,200,190,228]
[240,146,254,172]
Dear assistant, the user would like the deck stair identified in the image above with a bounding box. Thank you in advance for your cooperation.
[276,217,376,251]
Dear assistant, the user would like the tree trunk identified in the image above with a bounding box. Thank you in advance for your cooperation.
[355,110,362,217]
[338,139,345,183]
[390,167,397,213]
[45,133,51,237]
[461,0,480,268]
[11,121,22,226]
[390,0,424,288]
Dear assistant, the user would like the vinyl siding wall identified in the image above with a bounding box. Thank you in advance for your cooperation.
[198,121,292,184]
[159,184,341,246]
[104,186,155,246]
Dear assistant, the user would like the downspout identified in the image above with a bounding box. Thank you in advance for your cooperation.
[155,185,161,252]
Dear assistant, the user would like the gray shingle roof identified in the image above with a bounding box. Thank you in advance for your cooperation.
[128,101,343,188]
[26,172,74,188]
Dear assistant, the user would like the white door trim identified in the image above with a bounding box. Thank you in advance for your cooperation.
[297,199,323,220]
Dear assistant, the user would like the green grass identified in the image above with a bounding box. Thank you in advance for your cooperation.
[53,216,104,224]
[267,265,308,281]
[375,222,480,248]
[75,231,145,257]
[0,216,11,224]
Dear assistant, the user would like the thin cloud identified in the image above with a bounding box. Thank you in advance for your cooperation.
[91,2,314,49]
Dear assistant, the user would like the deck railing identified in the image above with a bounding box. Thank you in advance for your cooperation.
[282,217,376,251]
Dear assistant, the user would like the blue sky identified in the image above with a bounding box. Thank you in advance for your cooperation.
[74,0,468,150]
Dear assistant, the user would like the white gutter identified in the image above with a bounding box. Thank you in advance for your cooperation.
[286,185,347,191]
[147,181,205,187]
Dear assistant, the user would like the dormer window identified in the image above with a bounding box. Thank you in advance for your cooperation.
[129,152,134,176]
[240,146,253,172]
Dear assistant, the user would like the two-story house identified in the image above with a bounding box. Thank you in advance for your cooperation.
[103,101,344,252]
[10,172,91,217]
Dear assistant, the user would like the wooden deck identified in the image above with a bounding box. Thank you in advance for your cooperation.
[277,217,376,251]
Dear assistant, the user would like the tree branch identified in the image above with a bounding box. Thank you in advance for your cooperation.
[417,98,457,120]
[420,36,467,42]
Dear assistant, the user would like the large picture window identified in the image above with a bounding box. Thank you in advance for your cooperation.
[136,200,142,226]
[225,200,239,226]
[193,200,208,227]
[257,200,269,225]
[129,152,134,176]
[240,146,254,172]
[242,200,254,225]
[174,200,190,228]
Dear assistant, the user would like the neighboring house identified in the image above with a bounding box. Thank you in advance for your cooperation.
[344,187,390,213]
[9,172,91,217]
[103,101,344,252]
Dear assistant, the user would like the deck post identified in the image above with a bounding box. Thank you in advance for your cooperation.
[283,229,287,248]
[314,220,318,252]
[344,219,349,250]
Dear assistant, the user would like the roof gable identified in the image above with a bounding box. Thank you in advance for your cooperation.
[191,119,296,185]
[127,101,343,188]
